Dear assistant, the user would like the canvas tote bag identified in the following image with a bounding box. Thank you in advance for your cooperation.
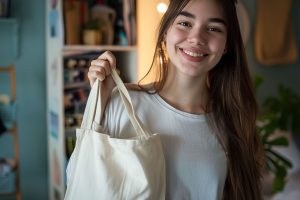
[64,69,166,200]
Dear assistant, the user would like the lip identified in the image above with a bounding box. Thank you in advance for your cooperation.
[179,47,208,62]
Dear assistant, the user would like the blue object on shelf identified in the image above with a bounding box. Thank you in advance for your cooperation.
[0,171,16,193]
[0,101,16,129]
[0,0,9,17]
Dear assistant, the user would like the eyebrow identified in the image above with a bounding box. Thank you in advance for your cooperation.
[178,11,227,26]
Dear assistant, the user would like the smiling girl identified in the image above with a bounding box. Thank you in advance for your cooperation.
[87,0,264,199]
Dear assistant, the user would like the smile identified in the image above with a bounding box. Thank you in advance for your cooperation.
[182,49,205,57]
[179,48,208,62]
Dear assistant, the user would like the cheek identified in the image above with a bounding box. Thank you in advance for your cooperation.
[166,27,187,44]
[210,37,227,53]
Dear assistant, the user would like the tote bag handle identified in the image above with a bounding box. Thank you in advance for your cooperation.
[81,69,151,138]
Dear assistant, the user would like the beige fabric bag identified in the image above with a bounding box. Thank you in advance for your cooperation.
[64,70,166,200]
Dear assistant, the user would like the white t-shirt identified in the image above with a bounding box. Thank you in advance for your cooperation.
[103,88,228,200]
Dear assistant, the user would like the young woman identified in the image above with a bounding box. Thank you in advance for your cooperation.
[88,0,264,199]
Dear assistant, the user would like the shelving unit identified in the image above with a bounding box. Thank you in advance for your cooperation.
[0,18,19,59]
[46,1,138,199]
[63,45,137,53]
[0,64,21,200]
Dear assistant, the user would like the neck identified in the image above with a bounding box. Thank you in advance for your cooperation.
[159,68,209,114]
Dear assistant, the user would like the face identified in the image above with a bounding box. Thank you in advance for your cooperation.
[165,0,227,78]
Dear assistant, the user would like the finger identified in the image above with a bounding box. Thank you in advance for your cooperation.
[89,59,113,78]
[97,51,117,69]
[90,59,109,68]
[102,62,111,77]
[89,65,107,79]
[88,69,106,82]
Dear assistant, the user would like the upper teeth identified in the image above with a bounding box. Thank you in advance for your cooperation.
[183,49,205,57]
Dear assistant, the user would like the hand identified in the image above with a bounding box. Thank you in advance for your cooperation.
[88,51,118,112]
[88,51,117,87]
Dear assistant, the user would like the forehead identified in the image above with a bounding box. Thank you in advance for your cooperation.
[181,0,225,19]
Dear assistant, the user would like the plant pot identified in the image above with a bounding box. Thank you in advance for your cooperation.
[82,30,102,45]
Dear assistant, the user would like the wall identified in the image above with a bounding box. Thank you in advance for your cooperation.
[244,0,300,104]
[137,0,168,81]
[0,0,48,199]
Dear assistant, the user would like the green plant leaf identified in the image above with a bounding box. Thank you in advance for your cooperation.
[253,75,264,95]
[262,84,300,134]
[258,113,280,142]
[273,172,285,192]
[265,154,280,172]
[266,137,289,146]
[268,149,293,168]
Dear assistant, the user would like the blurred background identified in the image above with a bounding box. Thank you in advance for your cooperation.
[0,0,299,199]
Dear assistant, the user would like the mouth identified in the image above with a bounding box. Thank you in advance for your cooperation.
[179,48,208,61]
[181,49,207,57]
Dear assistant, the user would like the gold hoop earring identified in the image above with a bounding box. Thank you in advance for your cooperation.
[159,48,164,67]
[160,41,169,63]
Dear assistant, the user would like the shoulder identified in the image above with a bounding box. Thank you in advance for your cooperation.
[106,83,158,118]
[124,83,142,91]
[124,83,155,92]
[110,83,156,103]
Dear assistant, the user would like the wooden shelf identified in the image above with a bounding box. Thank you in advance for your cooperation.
[0,191,17,196]
[0,65,21,200]
[63,45,137,56]
[64,81,90,90]
[0,18,18,24]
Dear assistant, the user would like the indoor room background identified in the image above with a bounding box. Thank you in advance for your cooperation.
[0,0,300,199]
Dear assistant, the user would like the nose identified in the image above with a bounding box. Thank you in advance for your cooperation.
[187,28,207,46]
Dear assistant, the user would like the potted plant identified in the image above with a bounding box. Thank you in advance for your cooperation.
[254,76,300,193]
[82,19,102,45]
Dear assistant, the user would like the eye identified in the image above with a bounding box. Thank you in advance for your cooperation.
[208,27,222,32]
[178,21,192,28]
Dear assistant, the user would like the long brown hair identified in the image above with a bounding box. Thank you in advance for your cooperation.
[139,0,264,199]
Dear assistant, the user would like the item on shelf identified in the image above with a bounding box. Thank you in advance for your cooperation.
[114,19,128,46]
[0,0,9,18]
[0,94,16,129]
[91,4,116,45]
[0,171,16,193]
[64,114,83,128]
[83,29,102,45]
[64,70,87,83]
[123,0,136,45]
[0,116,6,135]
[65,116,77,128]
[64,93,73,108]
[65,58,77,69]
[64,89,88,109]
[64,57,90,69]
[0,158,16,176]
[65,137,76,158]
[82,19,102,45]
[77,59,87,68]
[63,0,88,44]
